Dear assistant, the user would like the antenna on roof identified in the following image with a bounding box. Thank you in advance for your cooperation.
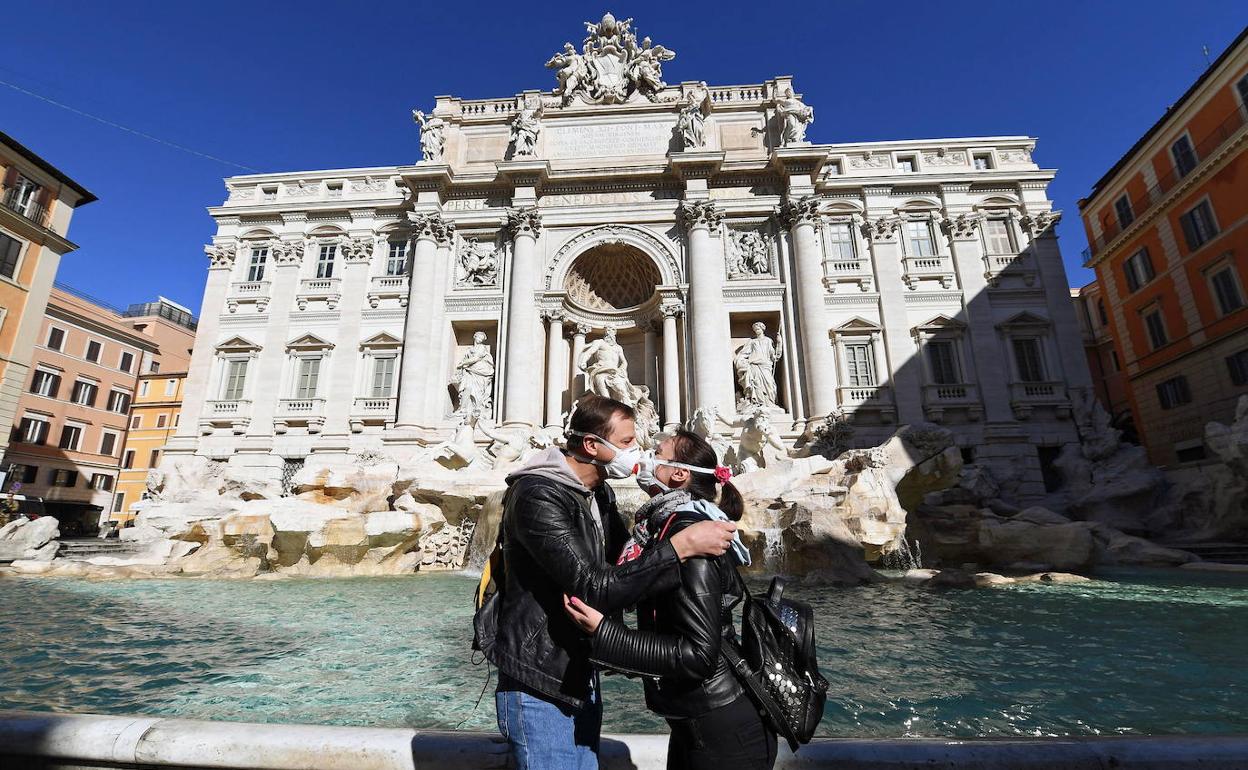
[1203,45,1211,66]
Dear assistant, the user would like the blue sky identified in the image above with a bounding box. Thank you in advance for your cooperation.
[3,1,1244,313]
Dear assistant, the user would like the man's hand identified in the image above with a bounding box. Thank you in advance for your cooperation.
[670,520,737,561]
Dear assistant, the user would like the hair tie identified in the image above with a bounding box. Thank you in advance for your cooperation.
[713,466,733,484]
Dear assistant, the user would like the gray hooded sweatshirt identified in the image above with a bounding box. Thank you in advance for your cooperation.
[504,445,606,550]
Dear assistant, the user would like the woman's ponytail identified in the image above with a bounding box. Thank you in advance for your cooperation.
[717,480,744,522]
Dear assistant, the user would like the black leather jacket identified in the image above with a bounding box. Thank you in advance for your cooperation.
[590,513,745,719]
[490,474,681,708]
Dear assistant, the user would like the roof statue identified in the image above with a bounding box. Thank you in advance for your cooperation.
[545,12,676,105]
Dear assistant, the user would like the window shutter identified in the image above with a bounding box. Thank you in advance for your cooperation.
[1180,212,1198,252]
[49,373,60,399]
[2,166,17,189]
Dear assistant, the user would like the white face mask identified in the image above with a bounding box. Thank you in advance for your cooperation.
[635,451,671,495]
[570,431,643,479]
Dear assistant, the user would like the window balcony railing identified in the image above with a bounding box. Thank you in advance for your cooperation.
[201,399,251,435]
[901,255,955,290]
[1,186,49,228]
[208,399,250,415]
[296,278,342,311]
[367,274,409,308]
[822,259,874,293]
[1084,103,1248,261]
[349,396,396,432]
[838,385,892,406]
[1009,381,1070,420]
[921,382,982,423]
[274,398,326,434]
[226,281,271,313]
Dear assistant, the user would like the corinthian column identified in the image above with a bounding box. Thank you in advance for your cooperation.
[172,243,238,447]
[502,207,543,428]
[660,302,684,429]
[570,323,590,399]
[541,309,567,428]
[395,211,454,429]
[779,196,838,421]
[680,200,735,415]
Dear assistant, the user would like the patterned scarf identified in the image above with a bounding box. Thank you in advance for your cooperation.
[616,489,693,565]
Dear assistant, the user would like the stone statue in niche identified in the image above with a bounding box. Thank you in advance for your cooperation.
[456,238,500,286]
[726,230,770,277]
[776,87,814,145]
[633,386,661,449]
[451,332,495,416]
[508,99,542,158]
[733,322,783,411]
[675,85,710,150]
[717,405,792,474]
[411,109,446,163]
[577,327,636,405]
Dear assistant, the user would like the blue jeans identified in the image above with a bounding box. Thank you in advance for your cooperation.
[496,676,602,770]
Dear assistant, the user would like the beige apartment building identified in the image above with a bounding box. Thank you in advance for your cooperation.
[0,131,96,466]
[3,289,195,535]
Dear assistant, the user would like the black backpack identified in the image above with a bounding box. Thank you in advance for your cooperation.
[721,576,828,753]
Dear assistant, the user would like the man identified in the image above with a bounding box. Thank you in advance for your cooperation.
[490,394,738,768]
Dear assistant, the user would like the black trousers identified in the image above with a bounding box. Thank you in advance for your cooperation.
[665,695,778,770]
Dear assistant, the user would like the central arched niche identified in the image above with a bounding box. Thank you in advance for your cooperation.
[563,243,662,313]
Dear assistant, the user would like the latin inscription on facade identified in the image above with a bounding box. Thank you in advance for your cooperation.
[547,120,675,159]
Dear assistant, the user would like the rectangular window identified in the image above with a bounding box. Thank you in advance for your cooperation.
[165,378,177,396]
[0,232,21,279]
[1175,444,1207,463]
[173,412,180,427]
[371,355,396,398]
[897,156,916,173]
[223,359,248,400]
[386,241,408,276]
[973,153,992,170]
[20,465,37,484]
[1179,201,1218,252]
[844,343,876,387]
[826,223,856,261]
[1097,299,1108,326]
[156,413,167,428]
[1238,73,1248,107]
[51,469,78,487]
[30,369,60,398]
[316,244,336,279]
[85,340,101,363]
[1210,266,1245,316]
[1156,376,1192,409]
[983,219,1013,254]
[107,390,132,414]
[1123,248,1155,292]
[295,357,321,399]
[58,423,83,451]
[17,416,48,445]
[139,380,150,396]
[149,360,159,373]
[1227,349,1248,386]
[113,492,126,513]
[70,380,97,407]
[1012,338,1046,382]
[123,449,135,469]
[91,473,113,492]
[1171,135,1197,177]
[149,449,160,467]
[119,352,134,373]
[905,220,936,257]
[247,246,269,282]
[99,431,117,456]
[46,327,64,351]
[11,175,40,216]
[926,340,960,384]
[1143,308,1168,350]
[1114,194,1134,228]
[130,414,141,429]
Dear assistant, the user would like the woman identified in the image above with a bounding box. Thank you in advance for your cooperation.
[562,430,777,770]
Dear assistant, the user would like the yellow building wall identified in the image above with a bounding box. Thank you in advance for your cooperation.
[112,374,185,524]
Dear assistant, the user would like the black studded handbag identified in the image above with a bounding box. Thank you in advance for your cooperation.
[720,576,828,753]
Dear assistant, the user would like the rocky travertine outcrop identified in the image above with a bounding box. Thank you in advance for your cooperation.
[0,516,60,563]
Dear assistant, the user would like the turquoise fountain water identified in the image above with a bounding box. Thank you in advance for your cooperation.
[2,569,1246,737]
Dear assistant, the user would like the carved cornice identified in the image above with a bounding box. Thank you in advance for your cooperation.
[861,216,901,243]
[678,200,723,232]
[506,206,543,238]
[273,241,305,265]
[341,236,375,262]
[940,213,983,240]
[778,196,821,230]
[1020,210,1062,238]
[206,243,236,269]
[408,212,456,245]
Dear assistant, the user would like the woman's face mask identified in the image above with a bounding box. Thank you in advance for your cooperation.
[634,451,671,495]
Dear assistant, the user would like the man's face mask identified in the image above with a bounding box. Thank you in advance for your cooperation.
[568,431,642,479]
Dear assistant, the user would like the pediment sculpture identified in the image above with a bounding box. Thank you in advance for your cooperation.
[545,13,675,105]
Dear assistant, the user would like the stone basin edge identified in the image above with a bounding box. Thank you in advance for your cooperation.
[2,710,1248,769]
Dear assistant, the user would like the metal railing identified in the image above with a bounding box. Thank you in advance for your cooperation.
[1084,103,1248,261]
[0,186,49,228]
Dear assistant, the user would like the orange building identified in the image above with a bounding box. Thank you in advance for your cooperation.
[0,131,96,464]
[1079,27,1248,466]
[2,288,195,535]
